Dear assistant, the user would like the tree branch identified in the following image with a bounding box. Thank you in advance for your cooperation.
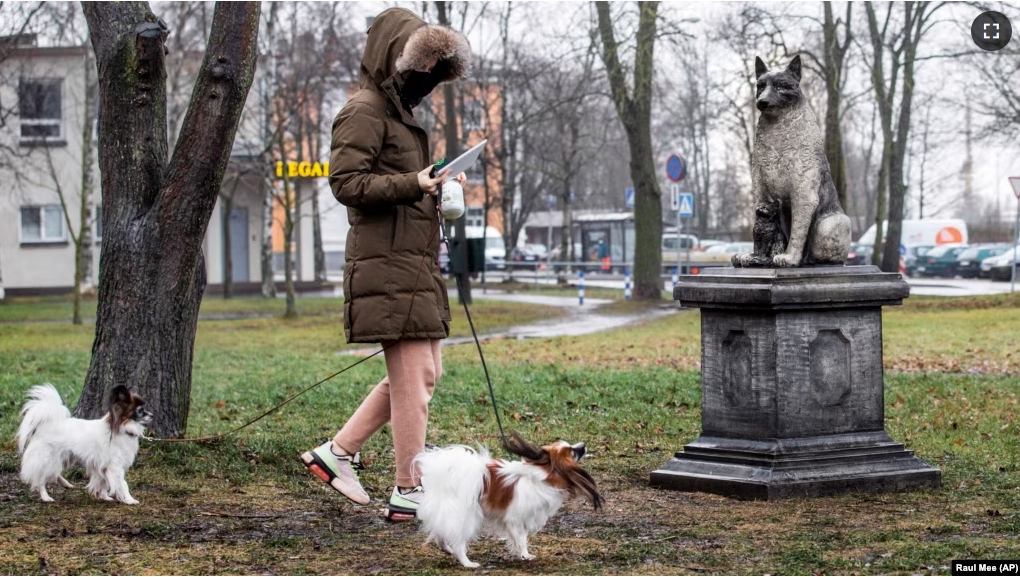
[161,1,260,233]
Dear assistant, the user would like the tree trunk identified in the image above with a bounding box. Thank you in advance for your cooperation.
[436,1,469,304]
[309,127,327,282]
[282,170,298,318]
[260,168,276,297]
[260,2,278,299]
[881,3,922,273]
[596,1,661,299]
[822,2,850,210]
[865,2,894,269]
[75,2,260,438]
[74,42,98,325]
[222,196,234,298]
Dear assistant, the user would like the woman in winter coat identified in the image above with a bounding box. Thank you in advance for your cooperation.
[301,7,470,521]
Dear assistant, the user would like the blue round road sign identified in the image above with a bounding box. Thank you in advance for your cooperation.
[667,154,686,182]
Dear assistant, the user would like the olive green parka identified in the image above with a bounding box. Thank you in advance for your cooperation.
[329,8,470,343]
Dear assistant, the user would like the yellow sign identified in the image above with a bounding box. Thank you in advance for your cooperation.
[276,161,329,178]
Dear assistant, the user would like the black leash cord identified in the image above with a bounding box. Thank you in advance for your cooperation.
[148,190,509,452]
[439,219,508,450]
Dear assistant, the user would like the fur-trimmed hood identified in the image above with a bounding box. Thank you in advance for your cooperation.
[359,8,470,91]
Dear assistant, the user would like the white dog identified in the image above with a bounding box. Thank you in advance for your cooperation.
[414,433,602,568]
[17,384,152,504]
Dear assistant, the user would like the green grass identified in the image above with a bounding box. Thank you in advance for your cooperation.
[0,292,1018,574]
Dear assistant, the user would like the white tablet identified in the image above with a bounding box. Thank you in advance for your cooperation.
[435,139,487,177]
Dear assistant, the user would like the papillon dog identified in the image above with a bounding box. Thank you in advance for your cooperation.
[17,384,153,504]
[414,433,602,568]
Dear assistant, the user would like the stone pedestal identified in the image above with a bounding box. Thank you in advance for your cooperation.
[650,265,940,500]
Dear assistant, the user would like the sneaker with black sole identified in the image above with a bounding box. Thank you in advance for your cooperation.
[386,485,424,521]
[300,441,371,505]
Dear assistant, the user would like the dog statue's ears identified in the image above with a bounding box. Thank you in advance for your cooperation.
[754,56,768,79]
[786,54,802,81]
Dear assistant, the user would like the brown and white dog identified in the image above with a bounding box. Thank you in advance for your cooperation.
[17,384,152,504]
[414,433,602,568]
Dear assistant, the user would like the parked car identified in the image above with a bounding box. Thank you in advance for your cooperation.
[954,245,1008,278]
[981,246,1018,279]
[697,239,726,251]
[988,247,1020,281]
[915,245,966,278]
[510,243,548,263]
[845,243,873,266]
[700,242,754,263]
[661,233,700,264]
[903,245,934,276]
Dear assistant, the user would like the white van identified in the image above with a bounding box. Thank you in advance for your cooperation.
[858,219,968,248]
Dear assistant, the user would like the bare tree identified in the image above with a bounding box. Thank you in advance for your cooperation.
[660,37,714,237]
[595,1,662,299]
[968,40,1020,142]
[73,2,260,437]
[258,1,279,298]
[434,0,472,302]
[820,3,853,208]
[864,1,944,271]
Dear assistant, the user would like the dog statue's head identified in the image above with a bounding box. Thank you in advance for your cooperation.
[107,385,153,435]
[754,55,803,116]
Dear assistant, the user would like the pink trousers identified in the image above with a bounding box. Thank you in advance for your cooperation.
[334,339,442,488]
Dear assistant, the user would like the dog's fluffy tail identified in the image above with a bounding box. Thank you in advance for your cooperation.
[17,384,70,454]
[414,445,489,547]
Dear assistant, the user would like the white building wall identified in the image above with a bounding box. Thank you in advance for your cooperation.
[1,45,277,294]
[0,47,100,292]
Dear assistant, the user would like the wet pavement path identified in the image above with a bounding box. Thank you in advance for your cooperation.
[342,289,681,355]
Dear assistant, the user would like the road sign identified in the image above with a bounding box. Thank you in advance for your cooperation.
[625,187,635,209]
[666,154,686,182]
[669,184,680,211]
[678,193,695,218]
[1010,176,1020,199]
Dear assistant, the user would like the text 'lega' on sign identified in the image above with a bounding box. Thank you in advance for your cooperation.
[275,161,329,178]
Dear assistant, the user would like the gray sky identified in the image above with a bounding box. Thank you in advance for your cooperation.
[340,1,1020,221]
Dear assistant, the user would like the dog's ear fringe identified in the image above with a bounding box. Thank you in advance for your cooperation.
[502,431,546,462]
[567,466,604,511]
[106,385,135,436]
[503,432,604,511]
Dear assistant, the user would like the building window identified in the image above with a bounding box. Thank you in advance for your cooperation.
[464,161,484,184]
[18,78,63,143]
[20,205,66,244]
[463,99,484,132]
[466,206,484,228]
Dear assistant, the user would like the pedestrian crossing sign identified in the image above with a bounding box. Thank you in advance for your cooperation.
[678,193,695,218]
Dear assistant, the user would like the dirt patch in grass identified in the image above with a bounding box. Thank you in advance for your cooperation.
[2,461,1016,575]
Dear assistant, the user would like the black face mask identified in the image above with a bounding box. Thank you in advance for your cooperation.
[398,70,443,111]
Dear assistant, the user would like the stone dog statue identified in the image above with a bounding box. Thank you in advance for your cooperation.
[733,55,851,268]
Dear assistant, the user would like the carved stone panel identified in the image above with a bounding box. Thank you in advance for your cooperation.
[701,311,777,439]
[722,330,753,409]
[810,329,852,407]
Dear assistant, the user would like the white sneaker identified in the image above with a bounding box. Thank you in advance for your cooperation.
[301,441,371,505]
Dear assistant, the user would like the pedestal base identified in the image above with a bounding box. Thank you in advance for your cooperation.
[652,266,941,500]
[650,431,940,500]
